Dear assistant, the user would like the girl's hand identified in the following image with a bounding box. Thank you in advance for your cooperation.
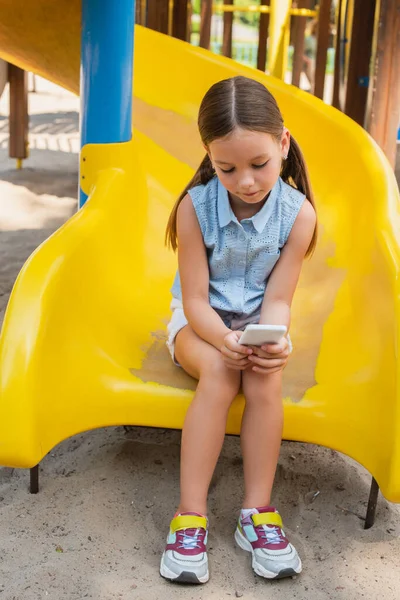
[247,337,290,375]
[221,331,253,370]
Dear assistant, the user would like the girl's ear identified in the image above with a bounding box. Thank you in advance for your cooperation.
[281,127,290,159]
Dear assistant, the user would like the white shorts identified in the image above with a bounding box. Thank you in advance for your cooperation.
[166,298,292,366]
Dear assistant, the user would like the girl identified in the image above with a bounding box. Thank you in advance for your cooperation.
[160,76,317,584]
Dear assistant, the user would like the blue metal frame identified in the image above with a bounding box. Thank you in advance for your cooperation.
[80,0,135,207]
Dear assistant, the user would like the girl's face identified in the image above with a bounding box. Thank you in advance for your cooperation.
[208,127,290,205]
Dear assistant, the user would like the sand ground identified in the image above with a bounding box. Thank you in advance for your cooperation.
[0,77,400,600]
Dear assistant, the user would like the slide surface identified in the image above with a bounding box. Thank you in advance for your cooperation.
[0,2,400,502]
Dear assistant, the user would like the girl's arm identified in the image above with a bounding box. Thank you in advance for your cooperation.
[260,200,316,328]
[177,194,231,350]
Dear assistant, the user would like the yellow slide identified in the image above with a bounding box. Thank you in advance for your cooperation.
[0,3,400,504]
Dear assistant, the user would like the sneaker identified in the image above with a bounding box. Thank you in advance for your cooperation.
[235,506,302,579]
[160,512,209,584]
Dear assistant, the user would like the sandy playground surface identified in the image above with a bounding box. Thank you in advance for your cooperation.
[0,78,400,600]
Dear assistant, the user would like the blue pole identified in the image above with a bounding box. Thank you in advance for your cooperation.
[80,0,135,207]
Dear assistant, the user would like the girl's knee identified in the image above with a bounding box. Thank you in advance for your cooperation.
[243,372,282,407]
[199,355,241,400]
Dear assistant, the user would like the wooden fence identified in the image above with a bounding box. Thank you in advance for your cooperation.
[142,0,400,167]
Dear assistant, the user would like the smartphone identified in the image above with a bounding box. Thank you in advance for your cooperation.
[239,324,287,346]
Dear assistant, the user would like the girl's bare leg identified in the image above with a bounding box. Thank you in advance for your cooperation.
[240,370,283,508]
[175,325,241,515]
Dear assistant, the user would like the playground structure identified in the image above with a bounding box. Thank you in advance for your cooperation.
[2,1,400,166]
[0,0,399,531]
[141,0,400,165]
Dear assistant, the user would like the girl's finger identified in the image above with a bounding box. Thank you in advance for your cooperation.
[248,356,286,369]
[252,366,283,375]
[225,362,249,371]
[226,341,252,355]
[250,346,289,360]
[221,346,250,361]
[261,339,288,354]
[223,357,250,368]
[225,334,252,354]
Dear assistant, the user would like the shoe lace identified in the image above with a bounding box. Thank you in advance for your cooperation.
[258,525,285,546]
[177,528,203,550]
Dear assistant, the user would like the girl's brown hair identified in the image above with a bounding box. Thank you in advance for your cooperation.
[166,76,317,256]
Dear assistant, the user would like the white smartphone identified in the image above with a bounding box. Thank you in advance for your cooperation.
[239,324,287,346]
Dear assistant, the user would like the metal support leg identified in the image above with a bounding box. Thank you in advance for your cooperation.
[30,465,39,494]
[364,477,379,529]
